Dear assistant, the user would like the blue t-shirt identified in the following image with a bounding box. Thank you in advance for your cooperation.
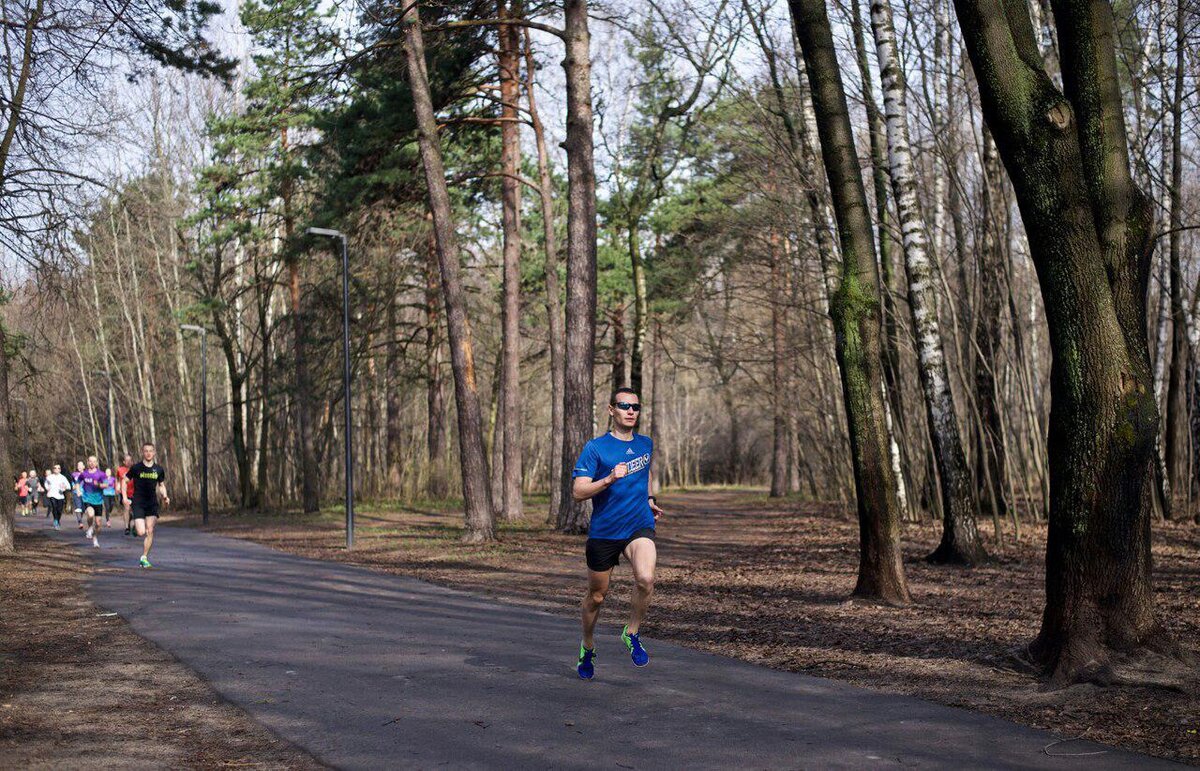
[572,432,654,539]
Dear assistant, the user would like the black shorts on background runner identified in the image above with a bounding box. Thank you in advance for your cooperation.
[585,527,655,572]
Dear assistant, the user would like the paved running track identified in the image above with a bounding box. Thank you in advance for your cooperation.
[20,519,1176,769]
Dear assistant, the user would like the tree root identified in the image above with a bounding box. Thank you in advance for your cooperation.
[1036,637,1197,692]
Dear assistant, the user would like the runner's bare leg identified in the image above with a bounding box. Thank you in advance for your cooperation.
[581,569,612,649]
[624,537,657,635]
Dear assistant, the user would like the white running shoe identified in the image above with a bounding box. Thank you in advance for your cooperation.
[92,537,100,548]
[85,527,94,539]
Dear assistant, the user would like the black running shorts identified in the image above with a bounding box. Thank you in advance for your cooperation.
[585,527,656,572]
[131,500,160,520]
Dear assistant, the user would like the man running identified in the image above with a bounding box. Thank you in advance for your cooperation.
[72,461,85,528]
[43,464,70,530]
[80,456,107,548]
[125,443,169,568]
[117,454,134,536]
[571,387,664,680]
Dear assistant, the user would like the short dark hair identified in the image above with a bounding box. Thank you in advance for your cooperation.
[142,442,155,450]
[610,387,639,404]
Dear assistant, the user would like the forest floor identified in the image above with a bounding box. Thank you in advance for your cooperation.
[183,489,1199,764]
[0,527,324,769]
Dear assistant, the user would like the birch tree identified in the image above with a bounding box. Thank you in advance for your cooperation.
[869,0,985,563]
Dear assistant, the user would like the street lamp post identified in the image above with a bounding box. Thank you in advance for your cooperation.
[306,226,354,549]
[181,325,209,525]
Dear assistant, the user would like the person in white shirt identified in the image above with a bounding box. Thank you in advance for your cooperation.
[43,464,71,531]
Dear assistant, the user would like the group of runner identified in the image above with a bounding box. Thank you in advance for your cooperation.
[13,443,170,568]
[13,389,660,679]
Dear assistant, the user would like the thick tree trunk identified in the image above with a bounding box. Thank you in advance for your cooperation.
[498,0,524,520]
[869,0,984,564]
[557,0,598,534]
[953,0,1187,685]
[523,28,565,524]
[403,1,495,541]
[790,0,911,605]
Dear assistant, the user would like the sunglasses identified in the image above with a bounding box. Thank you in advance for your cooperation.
[613,401,641,412]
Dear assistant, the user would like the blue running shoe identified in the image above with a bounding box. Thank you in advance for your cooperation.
[622,625,649,667]
[577,644,596,680]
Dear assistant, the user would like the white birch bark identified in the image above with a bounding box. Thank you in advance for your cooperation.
[870,0,982,559]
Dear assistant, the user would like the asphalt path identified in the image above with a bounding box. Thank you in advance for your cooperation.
[18,517,1177,769]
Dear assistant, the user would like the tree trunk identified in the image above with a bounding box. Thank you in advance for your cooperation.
[975,129,1010,523]
[403,1,495,541]
[849,0,915,521]
[1162,0,1187,517]
[498,0,524,521]
[215,322,253,509]
[256,296,272,509]
[610,304,626,392]
[629,225,649,394]
[386,295,404,493]
[0,325,13,553]
[289,259,319,513]
[771,234,788,497]
[869,0,984,564]
[523,28,565,524]
[557,0,598,534]
[424,234,449,499]
[953,0,1187,685]
[790,0,911,605]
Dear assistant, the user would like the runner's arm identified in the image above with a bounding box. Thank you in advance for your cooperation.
[572,463,627,502]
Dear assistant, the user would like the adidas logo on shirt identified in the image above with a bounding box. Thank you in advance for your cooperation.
[626,448,635,455]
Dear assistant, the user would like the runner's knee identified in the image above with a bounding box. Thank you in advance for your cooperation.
[635,573,654,594]
[586,587,608,608]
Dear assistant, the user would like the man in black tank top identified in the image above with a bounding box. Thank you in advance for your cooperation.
[126,442,170,568]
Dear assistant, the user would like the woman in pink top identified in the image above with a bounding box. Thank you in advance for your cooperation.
[14,471,30,517]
